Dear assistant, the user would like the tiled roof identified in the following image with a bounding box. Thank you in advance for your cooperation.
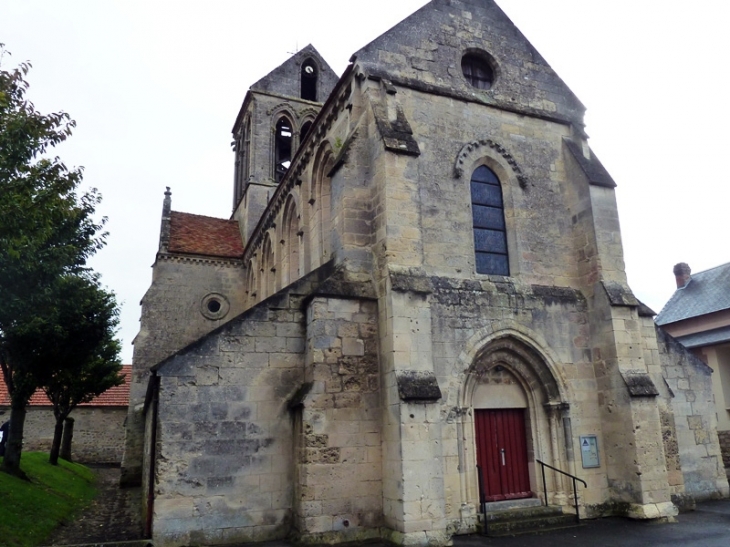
[168,212,244,259]
[0,365,131,408]
[655,262,730,325]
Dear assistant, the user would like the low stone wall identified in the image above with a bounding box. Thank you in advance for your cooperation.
[1,406,127,463]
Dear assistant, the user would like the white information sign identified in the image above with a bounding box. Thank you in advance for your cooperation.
[580,435,600,468]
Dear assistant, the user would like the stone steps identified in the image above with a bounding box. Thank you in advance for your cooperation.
[480,500,581,537]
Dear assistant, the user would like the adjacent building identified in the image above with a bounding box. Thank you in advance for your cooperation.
[0,365,131,463]
[656,262,730,467]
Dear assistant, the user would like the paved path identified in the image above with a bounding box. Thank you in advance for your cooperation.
[43,465,143,546]
[454,500,730,547]
[42,477,730,547]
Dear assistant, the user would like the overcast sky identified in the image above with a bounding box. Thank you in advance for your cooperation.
[2,0,728,363]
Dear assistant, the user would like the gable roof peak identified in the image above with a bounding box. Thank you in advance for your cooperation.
[352,0,584,123]
[249,44,339,101]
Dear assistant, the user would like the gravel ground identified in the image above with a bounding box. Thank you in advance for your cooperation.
[43,465,144,546]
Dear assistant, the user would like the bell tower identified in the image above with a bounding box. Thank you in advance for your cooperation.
[231,45,339,245]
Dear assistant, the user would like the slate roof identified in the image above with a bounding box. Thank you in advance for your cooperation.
[0,365,131,408]
[676,326,730,349]
[168,212,244,259]
[655,262,730,325]
[563,139,617,188]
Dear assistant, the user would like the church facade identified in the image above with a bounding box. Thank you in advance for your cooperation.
[121,1,728,545]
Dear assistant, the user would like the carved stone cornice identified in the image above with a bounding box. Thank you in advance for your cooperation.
[454,139,528,188]
[156,253,244,268]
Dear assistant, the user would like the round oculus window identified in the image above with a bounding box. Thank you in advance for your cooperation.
[461,52,494,90]
[200,293,230,320]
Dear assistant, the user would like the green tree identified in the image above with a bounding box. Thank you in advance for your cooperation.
[0,47,108,477]
[39,275,123,465]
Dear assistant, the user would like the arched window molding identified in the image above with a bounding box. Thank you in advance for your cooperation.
[245,257,258,307]
[310,144,335,269]
[260,233,275,299]
[470,165,509,275]
[281,196,301,287]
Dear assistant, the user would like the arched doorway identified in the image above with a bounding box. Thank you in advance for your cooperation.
[473,373,531,501]
[459,335,570,511]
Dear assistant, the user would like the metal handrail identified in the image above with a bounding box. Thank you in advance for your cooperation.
[536,459,587,524]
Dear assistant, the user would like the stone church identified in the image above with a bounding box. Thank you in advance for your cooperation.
[121,1,728,545]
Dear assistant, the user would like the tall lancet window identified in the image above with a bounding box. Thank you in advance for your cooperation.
[301,59,317,101]
[275,116,293,183]
[471,165,509,275]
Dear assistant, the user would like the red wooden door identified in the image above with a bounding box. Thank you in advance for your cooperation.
[474,409,531,502]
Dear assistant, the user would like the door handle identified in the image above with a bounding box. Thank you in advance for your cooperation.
[500,448,506,466]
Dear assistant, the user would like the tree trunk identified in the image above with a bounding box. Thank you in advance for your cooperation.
[0,403,28,479]
[49,416,64,465]
[60,417,74,462]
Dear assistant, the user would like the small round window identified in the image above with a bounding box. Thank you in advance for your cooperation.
[462,52,494,90]
[200,293,230,321]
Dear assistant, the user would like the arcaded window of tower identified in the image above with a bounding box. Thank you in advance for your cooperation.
[275,117,293,183]
[300,120,313,144]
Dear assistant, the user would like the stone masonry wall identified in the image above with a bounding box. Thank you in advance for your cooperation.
[151,298,305,547]
[148,266,353,547]
[656,326,729,500]
[354,0,584,123]
[123,255,246,486]
[8,406,126,463]
[295,296,382,543]
[423,277,605,508]
[135,257,247,372]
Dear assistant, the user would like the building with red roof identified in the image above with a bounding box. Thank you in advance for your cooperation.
[0,365,131,463]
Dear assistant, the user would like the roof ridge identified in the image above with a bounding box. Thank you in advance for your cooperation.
[691,260,730,276]
[171,210,237,224]
[0,365,132,407]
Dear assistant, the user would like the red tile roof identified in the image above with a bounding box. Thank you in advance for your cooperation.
[168,212,244,258]
[0,365,131,408]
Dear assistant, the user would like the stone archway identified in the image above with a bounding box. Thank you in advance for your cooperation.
[455,335,571,527]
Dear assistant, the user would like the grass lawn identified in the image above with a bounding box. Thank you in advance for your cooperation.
[0,452,97,547]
